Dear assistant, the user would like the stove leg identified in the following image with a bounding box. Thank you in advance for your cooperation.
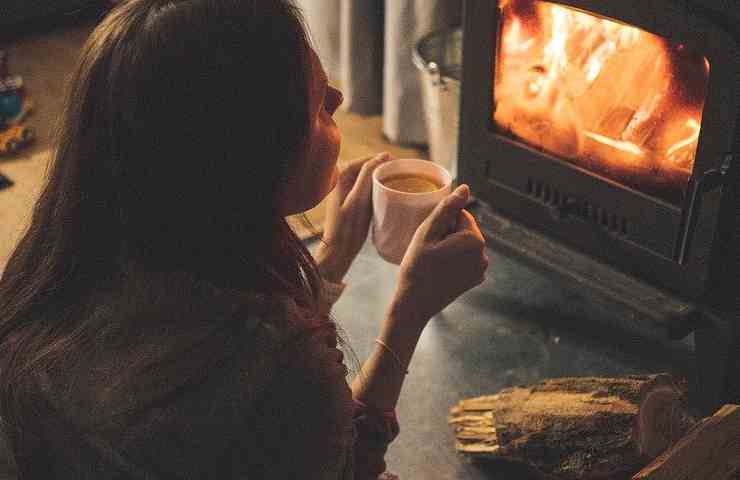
[721,319,740,406]
[694,312,739,415]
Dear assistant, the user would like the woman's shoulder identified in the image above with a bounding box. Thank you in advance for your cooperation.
[97,265,327,351]
[61,266,330,418]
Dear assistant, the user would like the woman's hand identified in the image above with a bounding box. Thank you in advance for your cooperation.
[391,184,489,328]
[315,152,395,283]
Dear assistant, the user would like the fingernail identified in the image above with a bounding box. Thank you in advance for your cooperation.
[454,184,470,197]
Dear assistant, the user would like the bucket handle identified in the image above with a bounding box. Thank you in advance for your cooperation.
[428,62,448,90]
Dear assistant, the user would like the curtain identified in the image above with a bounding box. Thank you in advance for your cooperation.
[295,0,462,146]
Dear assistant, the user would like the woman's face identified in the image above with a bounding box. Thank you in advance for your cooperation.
[279,48,343,216]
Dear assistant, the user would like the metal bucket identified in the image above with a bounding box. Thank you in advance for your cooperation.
[413,27,463,180]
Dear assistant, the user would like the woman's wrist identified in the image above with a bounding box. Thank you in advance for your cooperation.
[314,242,352,284]
[387,284,430,334]
[351,304,425,412]
[383,298,427,343]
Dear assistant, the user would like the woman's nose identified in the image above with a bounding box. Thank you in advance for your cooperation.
[327,87,343,115]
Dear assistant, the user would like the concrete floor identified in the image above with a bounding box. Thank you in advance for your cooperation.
[308,201,695,479]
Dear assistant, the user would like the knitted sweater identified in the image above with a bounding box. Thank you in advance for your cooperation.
[2,267,399,479]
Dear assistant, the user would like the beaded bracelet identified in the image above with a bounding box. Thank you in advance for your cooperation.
[374,338,409,375]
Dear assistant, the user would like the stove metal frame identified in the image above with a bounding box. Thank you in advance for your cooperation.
[459,0,740,300]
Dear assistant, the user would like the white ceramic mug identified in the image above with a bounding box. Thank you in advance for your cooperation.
[372,159,453,265]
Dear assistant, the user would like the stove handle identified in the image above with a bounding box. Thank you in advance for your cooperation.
[676,157,731,265]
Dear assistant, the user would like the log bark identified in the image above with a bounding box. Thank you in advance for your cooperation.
[632,404,740,480]
[448,374,687,479]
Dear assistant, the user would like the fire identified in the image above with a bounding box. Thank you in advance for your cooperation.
[493,0,710,203]
[582,131,643,158]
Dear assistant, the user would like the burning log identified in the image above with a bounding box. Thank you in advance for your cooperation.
[448,374,695,479]
[493,0,710,205]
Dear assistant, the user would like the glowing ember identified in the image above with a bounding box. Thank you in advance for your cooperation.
[493,0,710,203]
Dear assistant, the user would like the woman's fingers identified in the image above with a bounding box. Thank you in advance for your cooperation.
[453,209,484,241]
[418,184,470,243]
[439,210,486,254]
[337,155,374,190]
[439,209,488,274]
[342,152,393,206]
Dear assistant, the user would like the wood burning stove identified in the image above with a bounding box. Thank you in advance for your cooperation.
[458,0,740,414]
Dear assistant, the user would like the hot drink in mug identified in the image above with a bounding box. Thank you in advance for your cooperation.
[372,159,453,265]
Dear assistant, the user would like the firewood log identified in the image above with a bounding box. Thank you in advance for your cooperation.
[448,374,688,479]
[631,404,740,480]
[633,373,699,459]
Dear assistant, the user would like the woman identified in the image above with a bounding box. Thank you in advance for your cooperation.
[0,0,488,478]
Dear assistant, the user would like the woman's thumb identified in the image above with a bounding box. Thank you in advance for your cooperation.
[421,184,470,242]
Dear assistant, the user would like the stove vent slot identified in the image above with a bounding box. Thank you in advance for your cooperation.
[526,178,629,236]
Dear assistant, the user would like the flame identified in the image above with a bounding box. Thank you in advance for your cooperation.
[666,119,701,158]
[504,18,536,54]
[583,131,644,157]
[494,0,710,203]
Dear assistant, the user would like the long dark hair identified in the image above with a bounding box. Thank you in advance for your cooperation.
[0,0,358,470]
